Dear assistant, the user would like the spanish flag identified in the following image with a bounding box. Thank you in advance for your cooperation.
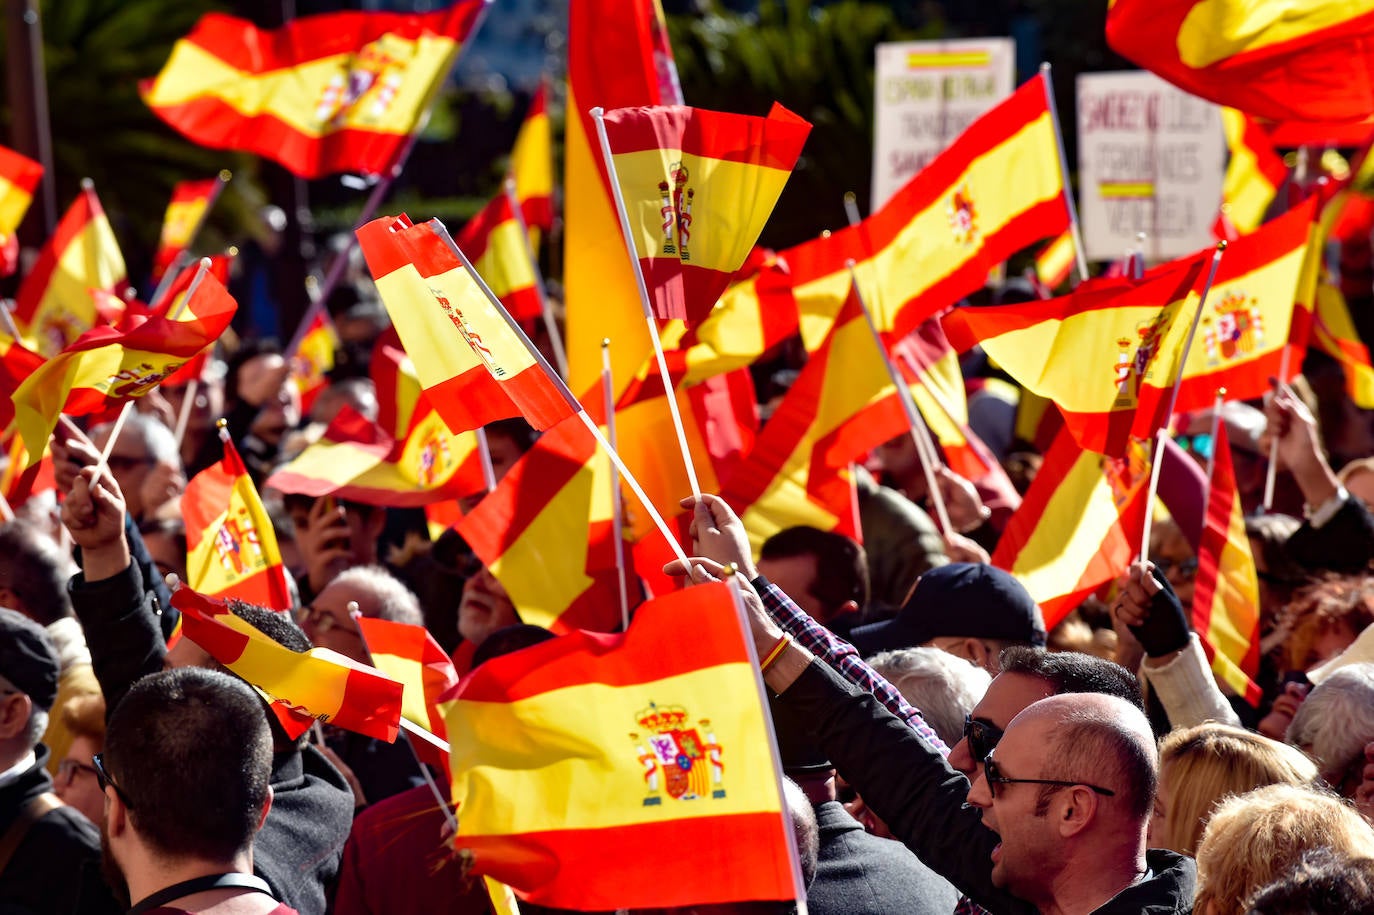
[1191,427,1263,705]
[598,103,811,324]
[1313,280,1374,408]
[0,144,41,275]
[358,214,576,433]
[1034,229,1075,290]
[11,269,236,463]
[172,585,405,742]
[371,331,421,439]
[1214,109,1287,240]
[565,0,678,395]
[184,430,293,611]
[896,318,1000,485]
[265,403,486,507]
[455,407,628,635]
[289,308,339,414]
[151,177,223,282]
[442,581,799,910]
[0,331,44,431]
[160,254,233,387]
[141,4,484,179]
[355,616,458,742]
[790,74,1070,348]
[455,190,541,323]
[992,428,1150,628]
[722,281,906,550]
[1107,0,1374,123]
[14,182,128,356]
[510,82,553,240]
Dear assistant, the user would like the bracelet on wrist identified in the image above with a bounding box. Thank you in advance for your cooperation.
[759,633,791,673]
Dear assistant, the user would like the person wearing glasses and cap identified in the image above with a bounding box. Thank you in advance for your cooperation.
[0,608,120,915]
[670,493,1197,914]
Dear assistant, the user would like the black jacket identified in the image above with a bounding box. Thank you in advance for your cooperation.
[1285,496,1374,574]
[807,801,960,914]
[69,560,354,915]
[0,746,121,915]
[780,662,1196,914]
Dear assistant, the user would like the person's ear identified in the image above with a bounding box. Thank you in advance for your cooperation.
[106,786,129,838]
[257,785,274,832]
[0,691,31,740]
[1055,786,1100,839]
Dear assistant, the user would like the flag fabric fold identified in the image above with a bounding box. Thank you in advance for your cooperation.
[1191,428,1263,705]
[12,270,236,462]
[1106,0,1374,123]
[356,615,458,741]
[441,581,798,910]
[1313,280,1374,408]
[171,585,404,742]
[141,4,485,178]
[598,103,811,324]
[184,433,293,611]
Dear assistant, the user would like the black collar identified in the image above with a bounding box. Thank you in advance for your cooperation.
[128,872,274,915]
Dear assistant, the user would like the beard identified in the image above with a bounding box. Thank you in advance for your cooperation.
[99,827,131,909]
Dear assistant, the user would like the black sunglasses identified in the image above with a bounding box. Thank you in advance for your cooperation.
[91,754,134,809]
[982,753,1115,799]
[963,714,1004,761]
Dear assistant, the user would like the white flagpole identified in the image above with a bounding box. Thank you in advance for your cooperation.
[843,190,862,227]
[1141,243,1226,562]
[589,106,702,498]
[1262,350,1294,511]
[503,178,568,380]
[846,263,952,534]
[602,338,632,630]
[1040,63,1090,284]
[474,426,498,493]
[430,221,691,568]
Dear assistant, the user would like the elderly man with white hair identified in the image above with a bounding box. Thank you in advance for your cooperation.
[1287,662,1374,800]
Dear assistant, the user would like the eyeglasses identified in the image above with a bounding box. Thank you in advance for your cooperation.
[1173,432,1214,459]
[982,753,1115,799]
[57,758,99,786]
[91,754,134,808]
[962,714,1005,761]
[1153,556,1198,581]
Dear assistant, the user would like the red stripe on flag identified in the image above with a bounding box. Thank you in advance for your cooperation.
[600,104,812,167]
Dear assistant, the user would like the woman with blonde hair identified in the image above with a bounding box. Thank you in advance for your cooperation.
[1151,722,1318,856]
[1194,783,1374,915]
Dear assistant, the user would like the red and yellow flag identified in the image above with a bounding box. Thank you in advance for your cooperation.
[790,75,1070,348]
[371,330,422,439]
[172,585,404,742]
[160,254,234,388]
[992,428,1150,628]
[441,581,799,910]
[184,431,293,611]
[356,615,458,742]
[1034,229,1075,290]
[456,408,627,634]
[1313,280,1374,408]
[363,215,576,431]
[266,402,486,507]
[141,4,484,178]
[0,144,41,275]
[289,308,339,415]
[11,270,236,462]
[1214,109,1288,240]
[14,182,128,356]
[455,190,542,323]
[1107,0,1374,123]
[565,0,680,394]
[151,177,223,281]
[510,82,553,240]
[599,103,811,324]
[0,331,45,432]
[1191,428,1263,705]
[722,281,904,550]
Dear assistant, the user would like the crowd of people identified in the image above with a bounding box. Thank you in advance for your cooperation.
[2,240,1374,915]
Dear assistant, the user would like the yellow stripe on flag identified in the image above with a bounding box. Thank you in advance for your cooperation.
[1177,0,1374,68]
[0,175,34,236]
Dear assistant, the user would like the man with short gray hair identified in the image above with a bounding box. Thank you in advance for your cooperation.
[1287,662,1374,799]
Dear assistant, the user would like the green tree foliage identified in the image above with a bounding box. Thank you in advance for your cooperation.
[668,0,938,249]
[0,0,266,282]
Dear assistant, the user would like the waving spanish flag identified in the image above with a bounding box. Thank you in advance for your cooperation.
[455,190,541,323]
[1107,0,1374,123]
[1313,280,1374,408]
[992,428,1150,628]
[14,182,128,356]
[0,331,44,432]
[289,308,339,414]
[0,144,40,275]
[510,83,553,240]
[151,177,223,282]
[441,581,800,910]
[598,103,811,324]
[184,429,293,611]
[1034,230,1075,290]
[356,616,458,741]
[1192,427,1263,705]
[358,214,576,432]
[1215,109,1287,240]
[172,585,404,742]
[141,3,484,178]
